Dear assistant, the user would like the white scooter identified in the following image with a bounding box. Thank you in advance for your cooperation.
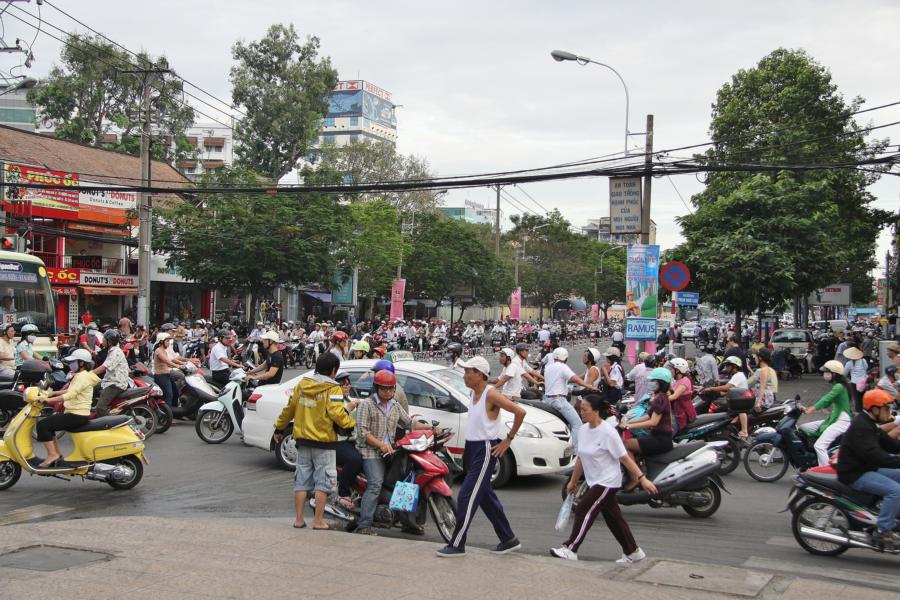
[194,369,248,444]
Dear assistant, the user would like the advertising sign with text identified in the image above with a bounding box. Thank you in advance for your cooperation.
[609,177,642,235]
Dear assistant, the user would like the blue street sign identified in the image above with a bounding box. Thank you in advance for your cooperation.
[625,317,657,341]
[675,291,700,306]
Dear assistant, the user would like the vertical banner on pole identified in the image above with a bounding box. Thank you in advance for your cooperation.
[624,244,661,363]
[389,278,405,321]
[510,288,521,320]
[591,303,599,322]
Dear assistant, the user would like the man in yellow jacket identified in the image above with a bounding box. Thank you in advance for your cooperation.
[274,352,355,530]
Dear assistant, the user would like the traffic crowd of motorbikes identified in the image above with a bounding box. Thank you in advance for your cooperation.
[0,311,898,565]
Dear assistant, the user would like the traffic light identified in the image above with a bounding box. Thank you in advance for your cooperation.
[1,236,17,251]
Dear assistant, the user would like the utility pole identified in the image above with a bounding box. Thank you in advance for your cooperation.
[494,184,501,256]
[640,114,654,245]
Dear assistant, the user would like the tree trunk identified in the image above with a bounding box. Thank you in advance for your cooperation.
[248,289,258,328]
[733,307,742,338]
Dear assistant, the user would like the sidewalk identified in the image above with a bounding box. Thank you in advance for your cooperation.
[0,516,892,600]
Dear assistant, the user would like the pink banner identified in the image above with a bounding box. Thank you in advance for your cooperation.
[389,278,406,321]
[510,288,521,320]
[591,303,599,322]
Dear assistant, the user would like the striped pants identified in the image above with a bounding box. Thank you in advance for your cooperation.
[563,484,637,554]
[448,439,515,550]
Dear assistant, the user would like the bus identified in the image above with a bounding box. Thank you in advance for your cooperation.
[0,250,57,358]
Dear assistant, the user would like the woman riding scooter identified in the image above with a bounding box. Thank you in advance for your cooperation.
[37,349,100,467]
[801,359,853,466]
[620,367,675,490]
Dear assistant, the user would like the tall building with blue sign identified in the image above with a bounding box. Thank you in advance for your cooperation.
[320,80,398,147]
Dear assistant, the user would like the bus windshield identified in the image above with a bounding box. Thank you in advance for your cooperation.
[0,258,56,335]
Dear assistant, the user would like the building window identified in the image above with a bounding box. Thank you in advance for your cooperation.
[323,134,336,145]
[350,135,359,143]
[350,116,359,126]
[324,117,335,127]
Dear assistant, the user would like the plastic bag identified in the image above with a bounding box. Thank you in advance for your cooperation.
[388,473,419,513]
[555,493,575,532]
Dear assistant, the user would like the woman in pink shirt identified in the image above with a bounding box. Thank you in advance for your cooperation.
[668,358,696,432]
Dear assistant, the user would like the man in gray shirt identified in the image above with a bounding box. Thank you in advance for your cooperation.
[93,329,131,416]
[696,345,719,387]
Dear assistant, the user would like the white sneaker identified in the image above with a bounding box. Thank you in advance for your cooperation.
[615,548,646,564]
[550,546,578,561]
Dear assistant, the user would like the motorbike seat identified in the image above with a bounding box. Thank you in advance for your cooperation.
[0,370,15,382]
[685,413,731,429]
[645,441,705,465]
[70,415,132,433]
[118,387,148,400]
[802,472,878,506]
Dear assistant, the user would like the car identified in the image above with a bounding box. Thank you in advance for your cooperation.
[241,359,575,488]
[768,328,815,372]
[681,321,700,340]
[657,318,674,335]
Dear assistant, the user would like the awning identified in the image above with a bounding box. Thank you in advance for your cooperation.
[303,290,332,303]
[52,286,78,296]
[80,286,138,296]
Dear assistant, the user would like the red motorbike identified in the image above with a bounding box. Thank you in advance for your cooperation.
[326,428,458,543]
[129,362,172,434]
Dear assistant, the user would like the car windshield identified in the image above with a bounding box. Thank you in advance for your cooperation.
[430,368,471,400]
[772,331,808,343]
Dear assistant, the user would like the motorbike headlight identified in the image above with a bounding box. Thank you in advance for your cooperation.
[508,422,541,438]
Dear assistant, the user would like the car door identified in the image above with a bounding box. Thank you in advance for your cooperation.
[394,373,462,449]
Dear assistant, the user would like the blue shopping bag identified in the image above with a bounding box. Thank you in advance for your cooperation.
[389,473,419,513]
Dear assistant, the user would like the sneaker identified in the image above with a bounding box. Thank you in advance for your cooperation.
[615,548,646,564]
[355,527,378,536]
[874,529,900,547]
[436,545,466,558]
[492,536,522,554]
[550,546,578,561]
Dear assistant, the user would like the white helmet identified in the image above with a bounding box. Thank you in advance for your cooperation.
[670,357,689,374]
[552,347,569,361]
[65,349,93,363]
[586,348,602,363]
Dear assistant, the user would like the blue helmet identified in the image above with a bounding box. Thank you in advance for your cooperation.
[371,359,395,374]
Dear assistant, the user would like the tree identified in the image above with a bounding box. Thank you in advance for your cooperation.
[230,25,338,180]
[28,34,195,160]
[153,168,349,323]
[679,48,891,330]
[343,199,406,317]
[313,140,443,214]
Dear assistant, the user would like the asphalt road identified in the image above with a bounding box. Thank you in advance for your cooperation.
[1,340,897,591]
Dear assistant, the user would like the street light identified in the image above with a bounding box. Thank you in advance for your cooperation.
[551,49,632,155]
[598,244,626,274]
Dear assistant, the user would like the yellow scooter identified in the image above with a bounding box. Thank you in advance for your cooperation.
[0,387,147,490]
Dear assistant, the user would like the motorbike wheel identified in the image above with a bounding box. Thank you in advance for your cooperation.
[155,403,173,434]
[715,437,741,476]
[107,455,144,490]
[275,433,297,471]
[491,453,514,488]
[126,405,158,439]
[0,461,21,490]
[743,440,789,482]
[791,498,850,556]
[682,481,722,518]
[195,409,234,444]
[428,494,458,544]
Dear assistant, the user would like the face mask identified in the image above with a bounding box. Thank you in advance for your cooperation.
[823,372,833,382]
[648,381,659,393]
[26,335,36,343]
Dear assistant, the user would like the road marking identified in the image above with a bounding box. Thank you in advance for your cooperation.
[764,536,799,548]
[743,557,900,592]
[0,504,74,527]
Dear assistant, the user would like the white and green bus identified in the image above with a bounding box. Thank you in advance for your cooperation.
[0,250,57,357]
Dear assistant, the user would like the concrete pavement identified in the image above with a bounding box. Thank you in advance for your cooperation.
[0,515,894,600]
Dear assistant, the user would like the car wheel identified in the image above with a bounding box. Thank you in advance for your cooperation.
[491,452,515,488]
[275,431,297,471]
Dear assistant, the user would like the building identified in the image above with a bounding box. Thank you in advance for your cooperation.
[441,200,500,226]
[581,217,656,245]
[175,122,235,181]
[0,125,196,331]
[319,80,398,147]
[0,81,36,132]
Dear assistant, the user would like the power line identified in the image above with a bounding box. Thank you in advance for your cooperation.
[500,189,540,217]
[512,185,550,214]
[666,175,693,214]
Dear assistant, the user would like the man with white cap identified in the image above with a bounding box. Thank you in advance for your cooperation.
[701,355,748,399]
[493,348,525,401]
[543,347,598,447]
[437,355,525,558]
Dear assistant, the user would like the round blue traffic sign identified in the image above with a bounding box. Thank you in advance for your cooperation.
[660,261,691,292]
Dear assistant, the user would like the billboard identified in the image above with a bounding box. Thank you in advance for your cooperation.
[327,90,363,116]
[332,270,356,305]
[78,187,137,225]
[363,92,397,128]
[625,244,660,318]
[3,163,79,219]
[808,284,851,306]
[674,291,700,305]
[609,177,642,235]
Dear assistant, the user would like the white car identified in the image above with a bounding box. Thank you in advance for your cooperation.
[681,321,700,340]
[241,359,574,487]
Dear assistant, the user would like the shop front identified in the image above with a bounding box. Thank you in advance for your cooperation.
[78,271,137,326]
[46,266,80,332]
[150,254,213,325]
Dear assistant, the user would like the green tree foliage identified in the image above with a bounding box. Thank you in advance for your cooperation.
[345,199,406,302]
[153,168,348,321]
[230,25,338,181]
[28,34,195,161]
[678,48,891,327]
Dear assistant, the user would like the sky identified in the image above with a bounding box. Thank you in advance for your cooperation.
[3,0,898,270]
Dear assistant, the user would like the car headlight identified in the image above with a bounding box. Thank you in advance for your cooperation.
[507,422,541,438]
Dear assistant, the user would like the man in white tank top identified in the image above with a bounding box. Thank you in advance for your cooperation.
[436,356,526,558]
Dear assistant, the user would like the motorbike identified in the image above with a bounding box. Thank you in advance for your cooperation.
[194,368,249,444]
[129,362,172,434]
[563,439,728,518]
[324,428,458,543]
[0,385,146,491]
[743,397,839,482]
[787,464,899,556]
[173,362,221,421]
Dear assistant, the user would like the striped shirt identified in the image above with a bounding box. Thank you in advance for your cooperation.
[355,397,411,459]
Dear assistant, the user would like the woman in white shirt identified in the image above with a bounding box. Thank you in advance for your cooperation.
[551,395,656,563]
[842,346,868,412]
[601,346,625,403]
[582,348,602,389]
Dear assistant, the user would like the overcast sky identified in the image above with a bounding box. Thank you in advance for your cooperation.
[5,0,898,269]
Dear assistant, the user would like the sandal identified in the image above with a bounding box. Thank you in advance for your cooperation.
[37,458,60,469]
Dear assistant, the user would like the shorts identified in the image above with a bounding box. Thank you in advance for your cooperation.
[637,431,674,456]
[293,445,337,494]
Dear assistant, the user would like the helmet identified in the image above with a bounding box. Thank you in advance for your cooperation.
[103,329,121,345]
[222,322,231,329]
[217,329,230,339]
[332,331,348,343]
[723,356,742,369]
[863,389,893,410]
[261,331,280,343]
[446,342,463,356]
[371,359,395,373]
[21,323,38,334]
[648,367,674,384]
[552,347,569,361]
[885,365,898,379]
[373,370,396,388]
[372,347,386,357]
[670,358,689,374]
[196,319,206,326]
[500,347,515,359]
[65,349,93,364]
[603,346,620,358]
[515,343,529,353]
[543,341,552,349]
[160,322,175,331]
[819,360,844,375]
[335,371,351,384]
[351,340,370,353]
[87,322,99,331]
[586,348,601,364]
[156,332,170,342]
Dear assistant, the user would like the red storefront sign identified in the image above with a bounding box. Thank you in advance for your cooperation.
[46,267,81,285]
